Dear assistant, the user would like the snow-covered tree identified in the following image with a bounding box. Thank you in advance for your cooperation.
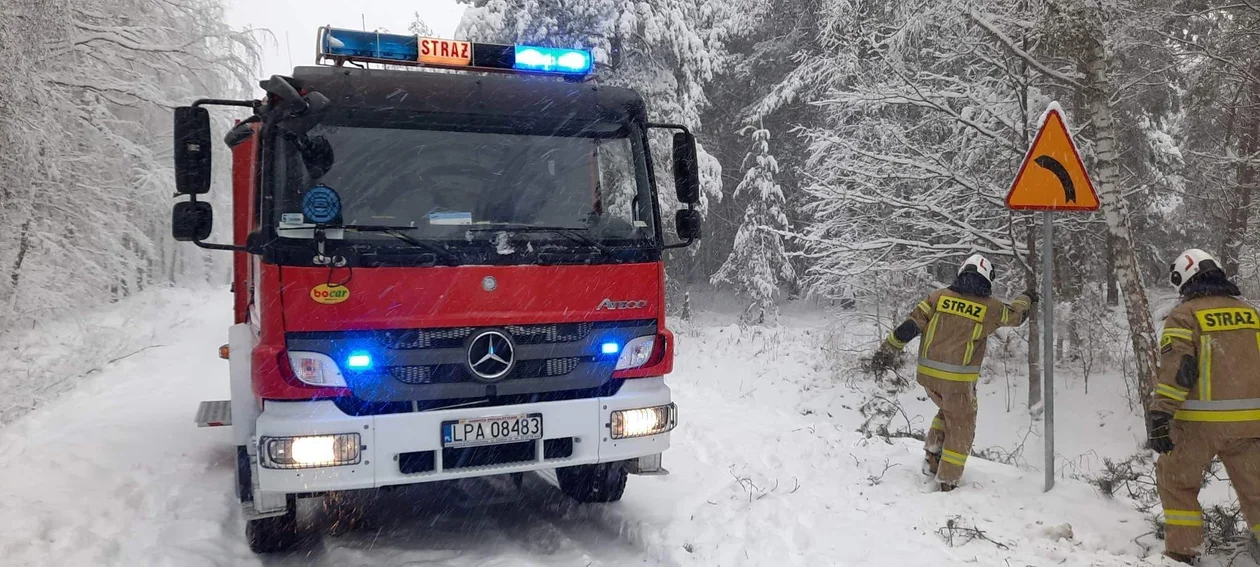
[712,127,796,323]
[455,0,767,224]
[409,12,435,37]
[0,0,256,331]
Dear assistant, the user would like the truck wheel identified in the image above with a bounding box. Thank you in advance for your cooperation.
[246,496,300,553]
[557,463,627,503]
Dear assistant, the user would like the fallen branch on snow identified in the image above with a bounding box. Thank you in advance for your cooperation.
[935,517,1010,549]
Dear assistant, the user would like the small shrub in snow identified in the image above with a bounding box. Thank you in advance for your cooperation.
[1081,453,1159,513]
[857,394,923,443]
[972,428,1035,467]
[1201,504,1246,555]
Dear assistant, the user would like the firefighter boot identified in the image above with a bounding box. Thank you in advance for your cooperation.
[938,481,957,493]
[923,450,941,476]
[1162,551,1197,565]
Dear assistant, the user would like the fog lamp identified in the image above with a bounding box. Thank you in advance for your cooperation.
[610,404,677,439]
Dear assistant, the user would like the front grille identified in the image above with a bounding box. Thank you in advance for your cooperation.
[390,365,432,384]
[398,437,575,474]
[380,322,595,350]
[505,323,594,344]
[287,319,653,404]
[389,356,584,385]
[444,441,535,469]
[544,357,580,376]
[399,451,435,474]
[382,327,475,349]
[544,437,574,459]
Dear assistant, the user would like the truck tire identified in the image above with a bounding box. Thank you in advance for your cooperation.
[557,463,627,503]
[246,496,299,553]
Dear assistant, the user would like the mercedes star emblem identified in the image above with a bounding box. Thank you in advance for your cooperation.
[466,330,514,381]
[482,276,497,292]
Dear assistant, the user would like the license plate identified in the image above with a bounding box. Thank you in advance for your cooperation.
[442,414,543,448]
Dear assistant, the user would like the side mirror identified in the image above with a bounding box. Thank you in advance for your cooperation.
[261,75,306,107]
[676,209,702,241]
[174,107,212,194]
[672,132,700,205]
[172,201,213,241]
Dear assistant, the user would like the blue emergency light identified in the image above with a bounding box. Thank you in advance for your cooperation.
[346,352,372,370]
[514,46,592,74]
[317,27,594,76]
[320,28,417,62]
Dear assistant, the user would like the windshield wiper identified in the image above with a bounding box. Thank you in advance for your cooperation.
[465,224,621,260]
[339,225,462,266]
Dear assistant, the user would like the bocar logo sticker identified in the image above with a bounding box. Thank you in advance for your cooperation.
[311,284,350,305]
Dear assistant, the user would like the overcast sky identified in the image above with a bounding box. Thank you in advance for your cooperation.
[225,0,467,78]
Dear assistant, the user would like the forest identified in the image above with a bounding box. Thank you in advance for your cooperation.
[457,0,1260,411]
[0,0,254,334]
[0,0,1255,408]
[2,0,1260,562]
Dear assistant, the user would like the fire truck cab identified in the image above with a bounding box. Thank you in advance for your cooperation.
[173,28,700,553]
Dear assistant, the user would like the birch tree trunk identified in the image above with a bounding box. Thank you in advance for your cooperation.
[1221,66,1260,275]
[1026,220,1043,413]
[1083,37,1158,408]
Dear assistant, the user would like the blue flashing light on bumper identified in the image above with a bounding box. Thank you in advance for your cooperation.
[601,342,620,355]
[346,353,372,369]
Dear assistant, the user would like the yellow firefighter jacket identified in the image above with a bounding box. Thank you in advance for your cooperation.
[1151,295,1260,437]
[884,288,1033,393]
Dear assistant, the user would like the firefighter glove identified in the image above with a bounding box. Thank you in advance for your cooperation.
[1023,290,1040,304]
[1149,412,1175,454]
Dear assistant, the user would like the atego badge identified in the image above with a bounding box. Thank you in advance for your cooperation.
[1005,106,1100,211]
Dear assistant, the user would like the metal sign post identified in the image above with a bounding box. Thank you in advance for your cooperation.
[1041,211,1055,491]
[1005,103,1099,492]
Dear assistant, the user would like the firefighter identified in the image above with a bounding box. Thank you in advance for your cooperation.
[1150,249,1260,565]
[871,254,1036,491]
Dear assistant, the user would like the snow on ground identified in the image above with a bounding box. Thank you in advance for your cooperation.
[0,291,1227,566]
[0,287,214,426]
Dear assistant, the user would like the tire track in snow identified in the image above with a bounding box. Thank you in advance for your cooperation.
[0,293,665,567]
[264,475,660,566]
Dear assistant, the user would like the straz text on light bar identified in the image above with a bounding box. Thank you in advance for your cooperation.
[317,27,593,76]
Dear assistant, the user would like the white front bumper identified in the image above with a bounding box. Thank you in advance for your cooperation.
[254,377,672,494]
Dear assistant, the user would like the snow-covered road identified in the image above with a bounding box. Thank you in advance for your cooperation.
[0,292,1200,566]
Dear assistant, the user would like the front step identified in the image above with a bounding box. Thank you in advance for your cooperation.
[195,400,232,427]
[625,453,670,476]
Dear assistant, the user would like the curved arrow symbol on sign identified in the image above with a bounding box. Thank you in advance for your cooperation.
[1033,155,1076,203]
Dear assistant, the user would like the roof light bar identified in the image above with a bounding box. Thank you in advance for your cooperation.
[320,28,418,63]
[514,46,592,74]
[316,27,593,76]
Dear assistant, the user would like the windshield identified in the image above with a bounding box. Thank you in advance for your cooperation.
[270,115,656,248]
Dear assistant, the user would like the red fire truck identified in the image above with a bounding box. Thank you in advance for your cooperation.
[173,27,700,553]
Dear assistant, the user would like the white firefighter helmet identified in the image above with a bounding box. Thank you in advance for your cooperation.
[959,254,995,283]
[1169,249,1221,291]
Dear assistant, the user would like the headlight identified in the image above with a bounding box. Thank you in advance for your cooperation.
[262,434,361,469]
[287,351,348,387]
[610,403,676,439]
[614,335,656,370]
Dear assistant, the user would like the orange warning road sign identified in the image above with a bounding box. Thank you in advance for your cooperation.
[1005,108,1099,211]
